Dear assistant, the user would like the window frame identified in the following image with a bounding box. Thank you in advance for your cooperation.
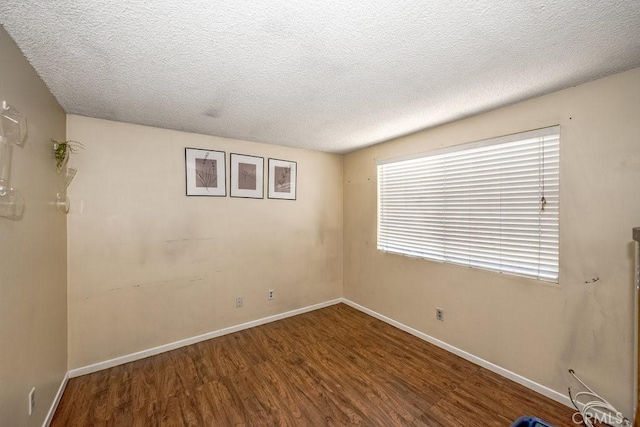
[376,126,560,283]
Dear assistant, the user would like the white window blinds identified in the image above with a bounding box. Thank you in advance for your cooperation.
[377,126,560,282]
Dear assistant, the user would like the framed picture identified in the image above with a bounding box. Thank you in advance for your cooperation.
[185,148,226,196]
[268,158,297,200]
[230,153,264,199]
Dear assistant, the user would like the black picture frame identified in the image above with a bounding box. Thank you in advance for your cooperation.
[185,147,227,197]
[230,153,264,199]
[268,158,297,200]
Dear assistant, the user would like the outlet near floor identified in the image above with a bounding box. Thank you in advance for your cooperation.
[268,289,274,300]
[235,297,243,308]
[436,308,444,321]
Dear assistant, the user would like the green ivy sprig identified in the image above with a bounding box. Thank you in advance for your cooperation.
[52,139,84,172]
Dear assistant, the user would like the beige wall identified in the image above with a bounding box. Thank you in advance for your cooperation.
[66,115,343,369]
[344,68,640,415]
[0,27,67,426]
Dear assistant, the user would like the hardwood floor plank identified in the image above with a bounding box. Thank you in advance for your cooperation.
[274,355,357,424]
[332,336,463,406]
[324,337,439,419]
[451,369,577,427]
[294,348,411,426]
[129,356,160,413]
[307,338,423,424]
[221,371,272,425]
[199,379,248,426]
[52,304,577,426]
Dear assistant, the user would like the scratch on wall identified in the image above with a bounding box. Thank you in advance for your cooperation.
[164,237,217,243]
[104,276,203,293]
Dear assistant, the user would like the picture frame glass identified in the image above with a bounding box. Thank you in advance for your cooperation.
[185,148,226,196]
[231,153,264,198]
[268,158,297,200]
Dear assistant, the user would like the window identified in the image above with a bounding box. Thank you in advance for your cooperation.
[377,126,559,282]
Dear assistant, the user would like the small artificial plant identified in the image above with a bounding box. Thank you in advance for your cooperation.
[52,139,84,172]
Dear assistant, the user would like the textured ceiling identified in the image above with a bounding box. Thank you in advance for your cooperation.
[1,1,640,153]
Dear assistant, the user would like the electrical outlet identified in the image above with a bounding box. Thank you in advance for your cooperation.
[28,387,35,416]
[268,289,274,300]
[436,308,444,321]
[235,297,243,308]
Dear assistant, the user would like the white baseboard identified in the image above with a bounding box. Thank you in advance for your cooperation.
[62,296,626,426]
[339,299,571,405]
[68,298,342,378]
[43,371,68,427]
[340,298,629,426]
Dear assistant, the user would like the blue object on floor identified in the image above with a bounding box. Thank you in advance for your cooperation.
[510,416,555,427]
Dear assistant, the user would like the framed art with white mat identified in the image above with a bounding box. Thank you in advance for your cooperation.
[268,158,297,200]
[185,148,226,196]
[230,153,264,199]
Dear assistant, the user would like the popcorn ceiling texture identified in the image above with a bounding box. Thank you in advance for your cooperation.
[1,1,639,153]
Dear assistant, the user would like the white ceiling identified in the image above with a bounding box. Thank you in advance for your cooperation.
[1,1,639,153]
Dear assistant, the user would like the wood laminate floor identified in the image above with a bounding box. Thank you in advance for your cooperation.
[52,304,578,426]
